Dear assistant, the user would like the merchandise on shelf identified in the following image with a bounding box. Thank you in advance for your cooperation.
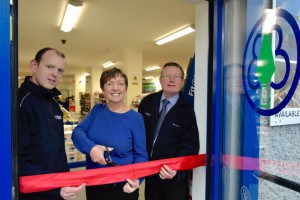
[131,93,149,108]
[68,96,76,112]
[94,91,107,104]
[142,82,156,93]
[80,93,91,118]
[64,124,86,163]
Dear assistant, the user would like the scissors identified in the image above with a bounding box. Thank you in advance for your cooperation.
[104,146,119,166]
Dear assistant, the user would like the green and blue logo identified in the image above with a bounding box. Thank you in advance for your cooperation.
[242,8,300,116]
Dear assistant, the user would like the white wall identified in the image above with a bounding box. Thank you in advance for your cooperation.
[192,1,209,200]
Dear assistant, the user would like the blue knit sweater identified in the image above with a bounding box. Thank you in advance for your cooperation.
[72,104,148,170]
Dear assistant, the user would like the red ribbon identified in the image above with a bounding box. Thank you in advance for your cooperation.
[20,154,206,193]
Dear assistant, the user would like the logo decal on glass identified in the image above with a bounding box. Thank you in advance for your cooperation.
[242,8,300,116]
[240,186,251,200]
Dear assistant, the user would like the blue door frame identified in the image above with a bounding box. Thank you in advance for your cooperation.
[0,0,12,199]
[206,1,227,199]
[210,0,261,199]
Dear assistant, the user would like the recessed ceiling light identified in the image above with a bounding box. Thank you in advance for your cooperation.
[60,0,83,32]
[102,61,116,68]
[144,76,155,80]
[155,25,195,45]
[145,66,161,71]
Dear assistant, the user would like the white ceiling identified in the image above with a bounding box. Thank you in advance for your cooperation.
[18,0,196,82]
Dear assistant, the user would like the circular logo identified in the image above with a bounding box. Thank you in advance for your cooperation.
[242,8,300,116]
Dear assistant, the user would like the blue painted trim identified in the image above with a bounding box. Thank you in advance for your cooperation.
[211,1,223,199]
[0,0,12,199]
[182,55,195,107]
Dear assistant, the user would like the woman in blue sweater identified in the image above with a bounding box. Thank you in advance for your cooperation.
[72,67,148,200]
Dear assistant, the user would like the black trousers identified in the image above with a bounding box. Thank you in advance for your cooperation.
[86,183,139,200]
[145,178,189,200]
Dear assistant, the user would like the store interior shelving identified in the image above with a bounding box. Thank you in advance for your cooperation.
[64,124,86,168]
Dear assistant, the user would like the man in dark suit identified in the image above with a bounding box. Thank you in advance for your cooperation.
[138,62,200,200]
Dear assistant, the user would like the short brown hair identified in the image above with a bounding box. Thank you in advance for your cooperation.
[34,47,65,64]
[161,62,184,79]
[100,67,128,90]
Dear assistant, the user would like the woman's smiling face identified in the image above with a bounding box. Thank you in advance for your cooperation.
[103,75,127,103]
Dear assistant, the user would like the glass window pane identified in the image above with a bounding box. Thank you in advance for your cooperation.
[221,0,300,199]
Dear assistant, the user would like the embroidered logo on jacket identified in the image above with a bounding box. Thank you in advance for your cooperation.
[172,123,180,128]
[55,115,62,120]
[145,112,151,116]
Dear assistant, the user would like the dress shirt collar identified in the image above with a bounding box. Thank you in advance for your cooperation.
[161,93,179,106]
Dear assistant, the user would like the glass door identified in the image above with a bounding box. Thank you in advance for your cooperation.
[215,0,300,199]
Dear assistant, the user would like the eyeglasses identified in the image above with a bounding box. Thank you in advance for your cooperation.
[104,146,119,166]
[161,74,183,80]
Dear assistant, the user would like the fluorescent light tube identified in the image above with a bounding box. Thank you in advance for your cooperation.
[145,66,161,71]
[60,0,83,32]
[155,25,195,45]
[144,76,154,80]
[102,61,116,68]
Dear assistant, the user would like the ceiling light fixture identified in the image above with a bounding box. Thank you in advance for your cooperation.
[144,76,155,80]
[60,0,83,32]
[102,61,116,68]
[145,66,161,71]
[155,25,195,45]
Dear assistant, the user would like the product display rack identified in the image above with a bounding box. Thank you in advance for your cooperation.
[64,124,86,168]
[94,92,107,104]
[80,93,91,118]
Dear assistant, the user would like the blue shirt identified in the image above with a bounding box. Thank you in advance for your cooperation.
[160,93,179,114]
[72,104,148,170]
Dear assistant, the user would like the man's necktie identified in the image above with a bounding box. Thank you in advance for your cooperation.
[151,99,169,157]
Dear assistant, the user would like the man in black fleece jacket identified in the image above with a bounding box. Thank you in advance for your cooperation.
[138,62,200,200]
[18,47,85,200]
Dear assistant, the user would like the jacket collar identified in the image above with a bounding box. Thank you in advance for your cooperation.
[22,76,61,99]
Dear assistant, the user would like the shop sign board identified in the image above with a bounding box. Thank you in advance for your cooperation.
[270,107,300,126]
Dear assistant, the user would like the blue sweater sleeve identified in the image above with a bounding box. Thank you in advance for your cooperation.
[132,113,148,164]
[71,105,99,154]
[131,112,148,184]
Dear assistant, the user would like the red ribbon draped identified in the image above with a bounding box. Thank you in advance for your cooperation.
[20,154,206,193]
